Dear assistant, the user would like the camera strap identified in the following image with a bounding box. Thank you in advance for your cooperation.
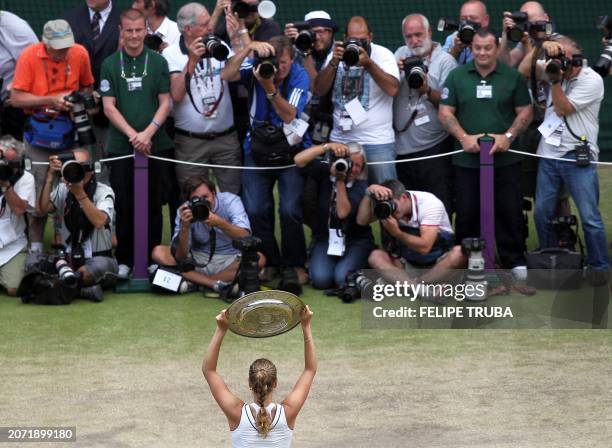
[530,44,545,110]
[185,68,225,117]
[188,228,216,268]
[393,108,418,133]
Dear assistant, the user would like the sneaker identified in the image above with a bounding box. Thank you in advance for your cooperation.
[117,264,132,280]
[511,265,528,282]
[148,264,159,275]
[213,280,233,293]
[178,280,198,294]
[278,267,302,296]
[80,284,104,302]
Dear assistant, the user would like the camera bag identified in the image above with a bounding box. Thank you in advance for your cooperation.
[17,257,76,305]
[250,123,299,167]
[24,113,75,151]
[525,248,583,290]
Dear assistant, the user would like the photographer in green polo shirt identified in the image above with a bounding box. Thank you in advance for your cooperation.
[100,8,174,278]
[439,27,533,277]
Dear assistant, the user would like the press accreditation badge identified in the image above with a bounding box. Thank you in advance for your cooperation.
[327,229,346,257]
[414,103,430,126]
[202,96,218,119]
[340,109,353,131]
[476,84,493,99]
[126,76,143,91]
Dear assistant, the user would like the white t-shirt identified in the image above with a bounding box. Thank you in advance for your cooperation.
[0,171,35,266]
[400,191,453,235]
[51,181,115,254]
[163,40,234,133]
[537,66,604,159]
[326,42,400,145]
[148,16,180,46]
[231,403,292,448]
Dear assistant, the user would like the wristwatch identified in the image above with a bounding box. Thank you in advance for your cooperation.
[266,88,278,99]
[505,132,515,142]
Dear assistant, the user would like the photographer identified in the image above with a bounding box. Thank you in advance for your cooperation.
[221,35,311,286]
[162,2,241,194]
[356,179,465,284]
[499,2,554,68]
[37,149,117,302]
[10,19,95,251]
[0,10,38,139]
[394,14,458,214]
[313,16,400,184]
[294,142,373,289]
[442,0,490,65]
[0,138,35,297]
[151,176,264,292]
[519,38,610,280]
[438,28,533,276]
[132,0,180,51]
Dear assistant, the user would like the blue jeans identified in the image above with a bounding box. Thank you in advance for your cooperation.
[363,143,397,185]
[309,238,374,289]
[241,154,306,268]
[399,231,455,267]
[535,155,610,270]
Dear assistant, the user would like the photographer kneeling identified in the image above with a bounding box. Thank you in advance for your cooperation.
[151,176,265,294]
[37,149,117,302]
[356,179,466,286]
[294,141,374,289]
[0,138,35,296]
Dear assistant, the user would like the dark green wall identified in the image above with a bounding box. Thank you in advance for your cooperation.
[3,0,611,157]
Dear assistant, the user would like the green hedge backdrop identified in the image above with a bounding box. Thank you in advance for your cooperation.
[3,0,610,157]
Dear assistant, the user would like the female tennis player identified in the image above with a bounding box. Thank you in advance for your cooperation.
[203,305,316,447]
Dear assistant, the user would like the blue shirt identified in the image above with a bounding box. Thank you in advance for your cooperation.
[442,32,473,65]
[171,192,251,255]
[239,61,312,153]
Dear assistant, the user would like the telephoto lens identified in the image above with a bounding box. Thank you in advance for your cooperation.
[253,51,278,79]
[57,154,85,184]
[0,159,14,182]
[54,252,79,287]
[203,34,229,61]
[342,38,362,66]
[403,57,428,89]
[332,157,352,173]
[189,196,211,222]
[458,20,480,45]
[292,21,315,52]
[506,11,528,43]
[373,199,397,220]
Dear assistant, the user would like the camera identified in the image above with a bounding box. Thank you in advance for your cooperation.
[144,34,163,52]
[342,38,370,66]
[594,15,612,77]
[338,270,376,302]
[54,251,78,287]
[326,152,352,173]
[550,215,578,249]
[528,20,553,37]
[189,196,211,222]
[64,91,96,146]
[437,18,480,45]
[373,199,396,220]
[221,236,263,301]
[202,34,229,61]
[56,153,89,184]
[232,1,254,19]
[506,11,528,43]
[545,51,583,77]
[461,238,487,301]
[0,153,23,183]
[253,51,278,79]
[291,21,315,52]
[403,56,428,89]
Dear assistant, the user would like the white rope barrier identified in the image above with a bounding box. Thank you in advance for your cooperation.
[25,148,612,168]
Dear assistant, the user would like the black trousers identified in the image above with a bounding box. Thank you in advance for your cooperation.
[108,148,176,266]
[454,162,526,268]
[396,137,454,216]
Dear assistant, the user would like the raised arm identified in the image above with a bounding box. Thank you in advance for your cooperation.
[282,305,316,428]
[202,309,244,428]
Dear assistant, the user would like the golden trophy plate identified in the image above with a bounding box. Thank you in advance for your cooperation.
[227,290,304,338]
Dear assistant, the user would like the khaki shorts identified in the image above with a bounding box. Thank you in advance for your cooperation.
[192,251,240,276]
[0,251,27,290]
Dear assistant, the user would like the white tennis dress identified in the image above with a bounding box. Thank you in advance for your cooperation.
[231,403,293,448]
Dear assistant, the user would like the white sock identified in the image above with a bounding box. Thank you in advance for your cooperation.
[30,242,43,253]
